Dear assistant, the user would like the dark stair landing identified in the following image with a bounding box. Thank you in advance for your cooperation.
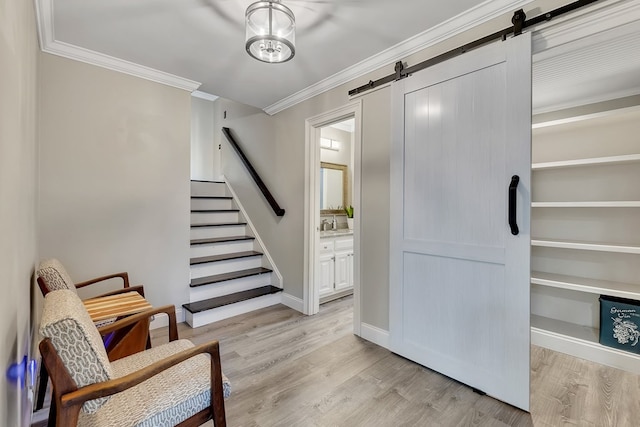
[190,267,272,287]
[183,285,282,314]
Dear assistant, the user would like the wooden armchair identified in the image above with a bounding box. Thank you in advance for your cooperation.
[35,258,148,411]
[39,290,230,427]
[37,258,144,299]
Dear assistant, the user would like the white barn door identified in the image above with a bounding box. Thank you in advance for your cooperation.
[390,32,532,410]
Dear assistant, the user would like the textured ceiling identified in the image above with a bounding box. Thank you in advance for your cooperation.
[49,0,498,109]
[44,0,640,113]
[532,16,640,113]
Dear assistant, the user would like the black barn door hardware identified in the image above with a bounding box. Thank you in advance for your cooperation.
[509,175,520,236]
[348,0,599,96]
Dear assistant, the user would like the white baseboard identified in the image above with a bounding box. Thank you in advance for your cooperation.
[150,307,185,330]
[281,292,304,313]
[360,323,390,349]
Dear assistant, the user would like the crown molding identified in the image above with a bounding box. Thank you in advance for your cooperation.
[191,91,219,102]
[34,0,201,92]
[263,0,534,115]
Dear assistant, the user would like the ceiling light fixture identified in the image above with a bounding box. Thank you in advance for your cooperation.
[245,0,295,63]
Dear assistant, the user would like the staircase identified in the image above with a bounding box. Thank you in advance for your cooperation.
[183,180,282,327]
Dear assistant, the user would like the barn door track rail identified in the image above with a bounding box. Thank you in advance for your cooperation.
[348,0,600,96]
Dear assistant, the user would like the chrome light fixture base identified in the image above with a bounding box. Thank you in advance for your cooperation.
[245,0,296,63]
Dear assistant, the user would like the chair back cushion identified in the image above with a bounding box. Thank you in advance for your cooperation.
[40,289,114,413]
[37,258,78,294]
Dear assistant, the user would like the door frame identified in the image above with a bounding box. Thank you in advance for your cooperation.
[303,101,362,333]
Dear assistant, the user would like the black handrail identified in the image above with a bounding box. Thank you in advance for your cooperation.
[222,127,285,217]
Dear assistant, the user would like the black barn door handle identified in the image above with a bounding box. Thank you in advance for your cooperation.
[509,175,520,235]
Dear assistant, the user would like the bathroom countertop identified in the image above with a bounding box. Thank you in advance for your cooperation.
[320,229,353,238]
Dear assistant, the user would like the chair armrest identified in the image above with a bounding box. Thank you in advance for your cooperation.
[96,285,145,298]
[97,304,178,342]
[60,341,225,415]
[75,272,130,289]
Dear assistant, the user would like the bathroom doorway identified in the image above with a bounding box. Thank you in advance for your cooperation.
[304,101,362,335]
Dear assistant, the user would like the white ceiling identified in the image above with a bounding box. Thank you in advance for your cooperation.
[531,9,640,114]
[43,0,520,110]
[40,0,640,114]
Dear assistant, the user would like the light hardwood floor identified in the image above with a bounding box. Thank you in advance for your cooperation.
[151,296,640,427]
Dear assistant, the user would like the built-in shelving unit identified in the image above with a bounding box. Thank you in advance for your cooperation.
[530,103,640,374]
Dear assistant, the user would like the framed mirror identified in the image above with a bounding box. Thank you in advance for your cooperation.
[320,162,347,214]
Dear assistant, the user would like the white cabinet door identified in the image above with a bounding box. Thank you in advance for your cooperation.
[334,251,352,290]
[347,252,354,288]
[318,253,334,296]
[390,33,532,410]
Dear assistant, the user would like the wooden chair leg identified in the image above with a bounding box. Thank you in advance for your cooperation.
[47,399,56,427]
[35,362,49,410]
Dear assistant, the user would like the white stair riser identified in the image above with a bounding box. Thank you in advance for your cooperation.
[190,181,227,197]
[185,293,282,328]
[190,225,248,240]
[190,240,255,258]
[191,198,233,210]
[190,256,263,278]
[191,211,239,224]
[189,273,273,302]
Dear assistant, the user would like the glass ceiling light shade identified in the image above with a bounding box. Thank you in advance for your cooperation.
[245,0,295,63]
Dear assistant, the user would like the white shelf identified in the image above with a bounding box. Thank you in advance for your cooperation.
[531,102,640,376]
[532,154,640,170]
[531,201,640,208]
[532,105,640,130]
[531,271,640,300]
[531,238,640,254]
[531,315,640,375]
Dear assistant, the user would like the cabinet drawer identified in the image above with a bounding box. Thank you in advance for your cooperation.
[335,237,353,251]
[319,240,335,253]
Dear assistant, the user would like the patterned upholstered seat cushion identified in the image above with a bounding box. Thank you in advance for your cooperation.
[39,290,114,413]
[79,339,231,427]
[37,258,78,294]
[38,258,117,327]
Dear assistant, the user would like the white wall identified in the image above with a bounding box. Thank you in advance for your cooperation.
[0,0,38,424]
[190,96,217,180]
[210,0,563,330]
[320,127,352,166]
[38,53,191,314]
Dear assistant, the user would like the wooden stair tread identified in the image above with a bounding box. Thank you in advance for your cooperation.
[190,251,262,265]
[191,236,255,245]
[191,222,247,228]
[182,286,282,313]
[190,267,272,287]
[191,195,233,200]
[191,209,239,213]
[191,179,225,184]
